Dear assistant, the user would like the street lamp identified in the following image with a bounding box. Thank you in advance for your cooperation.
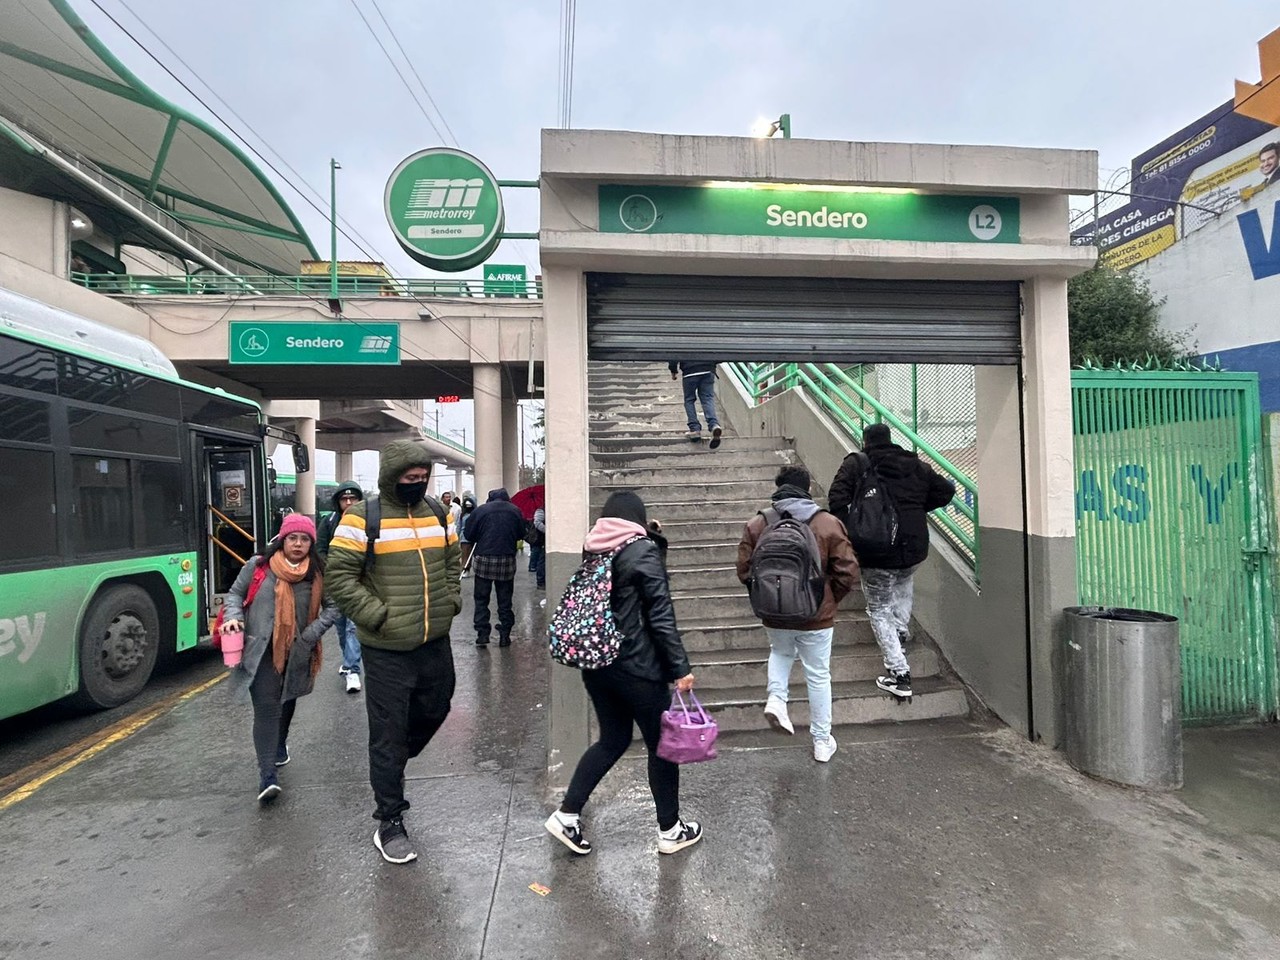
[329,158,341,301]
[752,114,791,139]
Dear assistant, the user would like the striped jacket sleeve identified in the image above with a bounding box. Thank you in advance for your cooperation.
[323,508,387,631]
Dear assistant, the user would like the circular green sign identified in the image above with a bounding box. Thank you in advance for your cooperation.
[384,148,505,272]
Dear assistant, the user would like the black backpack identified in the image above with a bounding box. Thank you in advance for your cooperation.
[746,507,826,626]
[361,495,448,574]
[525,517,544,547]
[844,452,901,555]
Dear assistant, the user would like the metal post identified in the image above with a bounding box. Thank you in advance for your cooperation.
[329,158,341,301]
[911,364,919,451]
[779,113,791,139]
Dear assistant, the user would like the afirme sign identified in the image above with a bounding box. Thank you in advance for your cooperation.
[229,322,401,365]
[483,262,527,296]
[598,185,1020,244]
[385,148,505,271]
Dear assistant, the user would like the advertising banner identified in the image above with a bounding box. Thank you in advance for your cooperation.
[1073,99,1278,269]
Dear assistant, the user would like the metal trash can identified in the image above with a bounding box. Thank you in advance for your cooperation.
[1063,606,1182,790]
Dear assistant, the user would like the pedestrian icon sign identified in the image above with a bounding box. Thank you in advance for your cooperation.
[238,328,269,357]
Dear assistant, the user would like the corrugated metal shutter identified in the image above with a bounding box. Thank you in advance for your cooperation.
[586,274,1022,364]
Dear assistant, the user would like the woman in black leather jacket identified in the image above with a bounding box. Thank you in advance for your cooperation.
[544,491,703,857]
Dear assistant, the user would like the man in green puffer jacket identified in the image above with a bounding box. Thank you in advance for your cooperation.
[325,439,461,864]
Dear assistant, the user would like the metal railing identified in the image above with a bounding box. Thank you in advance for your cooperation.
[724,361,979,569]
[72,273,543,300]
[421,426,475,457]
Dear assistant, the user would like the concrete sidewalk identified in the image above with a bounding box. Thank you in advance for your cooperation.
[1,572,1278,959]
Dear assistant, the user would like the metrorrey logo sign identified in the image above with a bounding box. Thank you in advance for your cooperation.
[385,148,505,271]
[229,322,401,365]
[598,185,1020,244]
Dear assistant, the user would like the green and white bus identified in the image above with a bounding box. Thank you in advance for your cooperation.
[0,288,304,721]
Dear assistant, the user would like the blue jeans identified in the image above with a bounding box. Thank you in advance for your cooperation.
[530,543,546,585]
[681,373,719,433]
[336,614,362,674]
[764,626,834,741]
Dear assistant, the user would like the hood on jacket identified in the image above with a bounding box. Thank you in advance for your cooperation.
[377,440,433,493]
[486,488,510,502]
[584,517,649,553]
[771,496,821,523]
[329,480,363,510]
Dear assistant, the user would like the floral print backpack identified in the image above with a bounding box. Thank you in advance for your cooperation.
[547,535,645,669]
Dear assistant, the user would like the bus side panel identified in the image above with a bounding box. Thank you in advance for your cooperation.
[0,552,199,721]
[0,568,83,719]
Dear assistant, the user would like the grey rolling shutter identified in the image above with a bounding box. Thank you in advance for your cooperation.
[586,274,1021,364]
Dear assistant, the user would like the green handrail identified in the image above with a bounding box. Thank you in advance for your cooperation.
[70,273,543,299]
[421,426,475,457]
[727,361,978,568]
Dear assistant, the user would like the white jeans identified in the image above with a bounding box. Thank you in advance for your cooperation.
[861,565,918,675]
[764,626,834,741]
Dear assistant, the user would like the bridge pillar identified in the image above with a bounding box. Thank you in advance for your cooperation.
[335,450,353,484]
[473,363,503,497]
[502,392,520,494]
[296,416,316,518]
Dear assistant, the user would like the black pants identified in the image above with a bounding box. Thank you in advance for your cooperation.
[473,576,515,640]
[362,640,456,821]
[562,667,680,830]
[248,656,296,783]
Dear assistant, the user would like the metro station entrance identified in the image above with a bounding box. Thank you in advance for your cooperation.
[539,130,1097,773]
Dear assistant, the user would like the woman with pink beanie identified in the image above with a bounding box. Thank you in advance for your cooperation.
[221,513,339,803]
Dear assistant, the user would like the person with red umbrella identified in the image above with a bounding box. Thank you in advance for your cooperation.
[512,485,547,588]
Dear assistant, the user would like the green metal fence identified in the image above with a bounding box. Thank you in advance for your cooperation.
[725,361,979,569]
[1073,370,1277,723]
[70,272,542,299]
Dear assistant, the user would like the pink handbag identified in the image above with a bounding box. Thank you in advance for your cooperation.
[656,690,719,764]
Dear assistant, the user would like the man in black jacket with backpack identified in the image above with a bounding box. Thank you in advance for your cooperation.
[828,423,955,701]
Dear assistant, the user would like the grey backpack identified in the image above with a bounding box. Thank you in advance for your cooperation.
[746,508,826,626]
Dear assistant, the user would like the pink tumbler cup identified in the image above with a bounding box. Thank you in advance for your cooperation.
[221,628,244,668]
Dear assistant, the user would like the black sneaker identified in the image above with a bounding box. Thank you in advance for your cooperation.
[657,818,702,854]
[274,744,290,767]
[498,635,511,648]
[876,671,912,698]
[709,426,723,450]
[544,811,592,855]
[257,777,282,804]
[374,817,418,864]
[475,636,490,647]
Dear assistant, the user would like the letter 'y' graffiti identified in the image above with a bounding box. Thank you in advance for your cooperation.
[1190,463,1240,524]
[1237,202,1280,280]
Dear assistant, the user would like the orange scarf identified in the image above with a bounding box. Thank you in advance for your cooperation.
[269,551,323,678]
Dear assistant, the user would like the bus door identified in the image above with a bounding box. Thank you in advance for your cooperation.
[194,436,265,633]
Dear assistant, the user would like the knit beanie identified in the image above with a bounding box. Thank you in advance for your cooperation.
[277,513,317,541]
[864,423,892,447]
[600,490,648,527]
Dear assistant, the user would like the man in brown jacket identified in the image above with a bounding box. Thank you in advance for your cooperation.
[736,465,859,762]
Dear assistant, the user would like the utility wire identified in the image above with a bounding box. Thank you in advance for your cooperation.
[367,0,458,146]
[346,0,449,144]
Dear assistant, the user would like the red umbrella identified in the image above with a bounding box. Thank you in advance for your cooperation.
[510,484,545,521]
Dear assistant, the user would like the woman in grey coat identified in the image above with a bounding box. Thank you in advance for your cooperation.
[220,513,339,802]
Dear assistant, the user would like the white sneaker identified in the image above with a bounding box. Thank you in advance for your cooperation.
[763,696,795,735]
[345,672,362,694]
[657,818,702,854]
[813,735,838,763]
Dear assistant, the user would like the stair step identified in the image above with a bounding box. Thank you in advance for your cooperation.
[591,436,779,453]
[678,613,872,648]
[592,480,776,502]
[690,644,940,687]
[644,499,772,521]
[698,677,970,731]
[591,449,793,470]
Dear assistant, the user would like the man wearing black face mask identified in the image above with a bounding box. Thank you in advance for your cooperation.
[325,439,461,864]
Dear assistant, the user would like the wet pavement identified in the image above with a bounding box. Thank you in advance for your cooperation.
[2,569,1279,959]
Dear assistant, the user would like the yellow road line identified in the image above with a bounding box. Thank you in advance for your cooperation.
[0,672,227,812]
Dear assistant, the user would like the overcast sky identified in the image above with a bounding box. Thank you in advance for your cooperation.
[70,0,1280,487]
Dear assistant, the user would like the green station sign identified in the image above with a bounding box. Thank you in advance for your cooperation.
[598,185,1019,244]
[385,147,505,271]
[483,262,528,296]
[229,322,400,365]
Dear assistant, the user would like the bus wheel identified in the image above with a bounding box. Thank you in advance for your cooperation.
[70,585,161,710]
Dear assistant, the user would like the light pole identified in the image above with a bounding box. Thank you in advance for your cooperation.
[329,158,341,301]
[752,114,792,139]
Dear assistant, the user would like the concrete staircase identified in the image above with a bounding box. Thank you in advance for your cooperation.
[588,361,970,734]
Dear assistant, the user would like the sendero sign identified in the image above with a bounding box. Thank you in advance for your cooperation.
[229,322,400,365]
[385,148,505,271]
[598,185,1019,244]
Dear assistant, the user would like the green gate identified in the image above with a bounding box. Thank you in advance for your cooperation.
[1072,370,1277,723]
